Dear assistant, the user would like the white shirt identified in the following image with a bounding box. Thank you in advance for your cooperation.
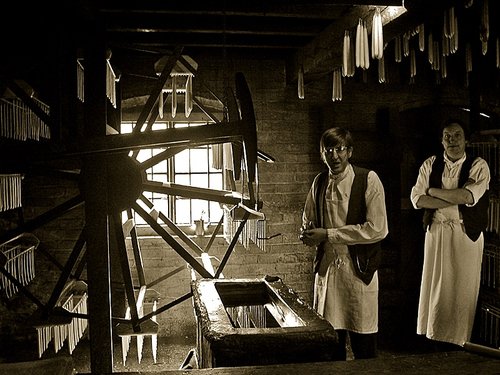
[410,152,490,345]
[410,152,490,212]
[302,164,388,332]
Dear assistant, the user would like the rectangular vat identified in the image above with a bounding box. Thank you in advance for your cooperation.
[191,276,339,368]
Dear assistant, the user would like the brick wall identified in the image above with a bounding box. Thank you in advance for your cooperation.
[2,54,497,345]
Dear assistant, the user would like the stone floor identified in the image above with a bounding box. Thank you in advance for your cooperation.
[1,331,499,374]
[72,335,195,373]
[75,336,500,375]
[0,333,197,373]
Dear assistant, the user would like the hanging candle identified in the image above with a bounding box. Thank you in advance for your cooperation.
[298,65,305,99]
[332,68,342,102]
[441,55,448,79]
[432,41,440,71]
[410,49,416,78]
[428,32,434,65]
[443,8,454,39]
[395,35,402,63]
[356,19,362,68]
[378,56,386,83]
[442,33,450,57]
[343,30,350,77]
[355,19,370,69]
[403,32,410,57]
[465,42,473,72]
[448,7,455,39]
[480,0,489,55]
[171,75,177,118]
[418,24,425,52]
[450,15,459,54]
[159,90,164,119]
[496,37,499,68]
[371,8,384,60]
[185,74,193,117]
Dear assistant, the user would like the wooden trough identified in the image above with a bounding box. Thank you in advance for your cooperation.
[191,276,339,368]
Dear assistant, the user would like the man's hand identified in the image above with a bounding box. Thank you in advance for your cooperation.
[300,227,327,247]
[299,221,314,241]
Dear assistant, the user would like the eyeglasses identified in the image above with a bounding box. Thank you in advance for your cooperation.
[322,146,349,156]
[442,133,463,141]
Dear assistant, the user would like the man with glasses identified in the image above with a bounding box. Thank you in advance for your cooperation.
[300,127,388,359]
[410,119,490,349]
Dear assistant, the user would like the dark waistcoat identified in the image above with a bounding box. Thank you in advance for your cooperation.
[313,166,381,285]
[422,154,489,242]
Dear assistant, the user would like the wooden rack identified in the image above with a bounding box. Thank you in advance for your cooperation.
[34,280,88,358]
[223,205,267,252]
[119,288,160,366]
[0,233,39,299]
[0,97,50,141]
[0,174,22,212]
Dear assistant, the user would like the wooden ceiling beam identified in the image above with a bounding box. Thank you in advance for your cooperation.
[103,15,325,36]
[97,1,403,18]
[288,0,462,84]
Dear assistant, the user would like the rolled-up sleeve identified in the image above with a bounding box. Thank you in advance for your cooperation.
[464,157,490,207]
[410,156,435,209]
[302,174,321,228]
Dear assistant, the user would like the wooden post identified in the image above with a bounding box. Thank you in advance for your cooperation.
[83,25,114,373]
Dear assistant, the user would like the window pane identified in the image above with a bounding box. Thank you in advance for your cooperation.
[175,174,189,185]
[175,198,191,224]
[190,148,208,172]
[209,174,223,190]
[191,174,208,188]
[152,160,168,173]
[121,120,222,227]
[136,149,152,163]
[175,149,190,173]
[153,198,169,216]
[150,173,168,183]
[209,201,223,222]
[133,208,146,225]
[192,199,209,221]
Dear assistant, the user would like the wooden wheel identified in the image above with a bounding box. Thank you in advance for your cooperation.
[0,70,261,332]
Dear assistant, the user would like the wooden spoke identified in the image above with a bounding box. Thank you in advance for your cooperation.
[215,210,251,279]
[0,194,84,244]
[138,195,203,256]
[110,210,142,332]
[125,208,146,287]
[225,86,244,181]
[131,202,212,279]
[142,180,251,206]
[235,72,257,187]
[45,228,87,312]
[139,145,187,171]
